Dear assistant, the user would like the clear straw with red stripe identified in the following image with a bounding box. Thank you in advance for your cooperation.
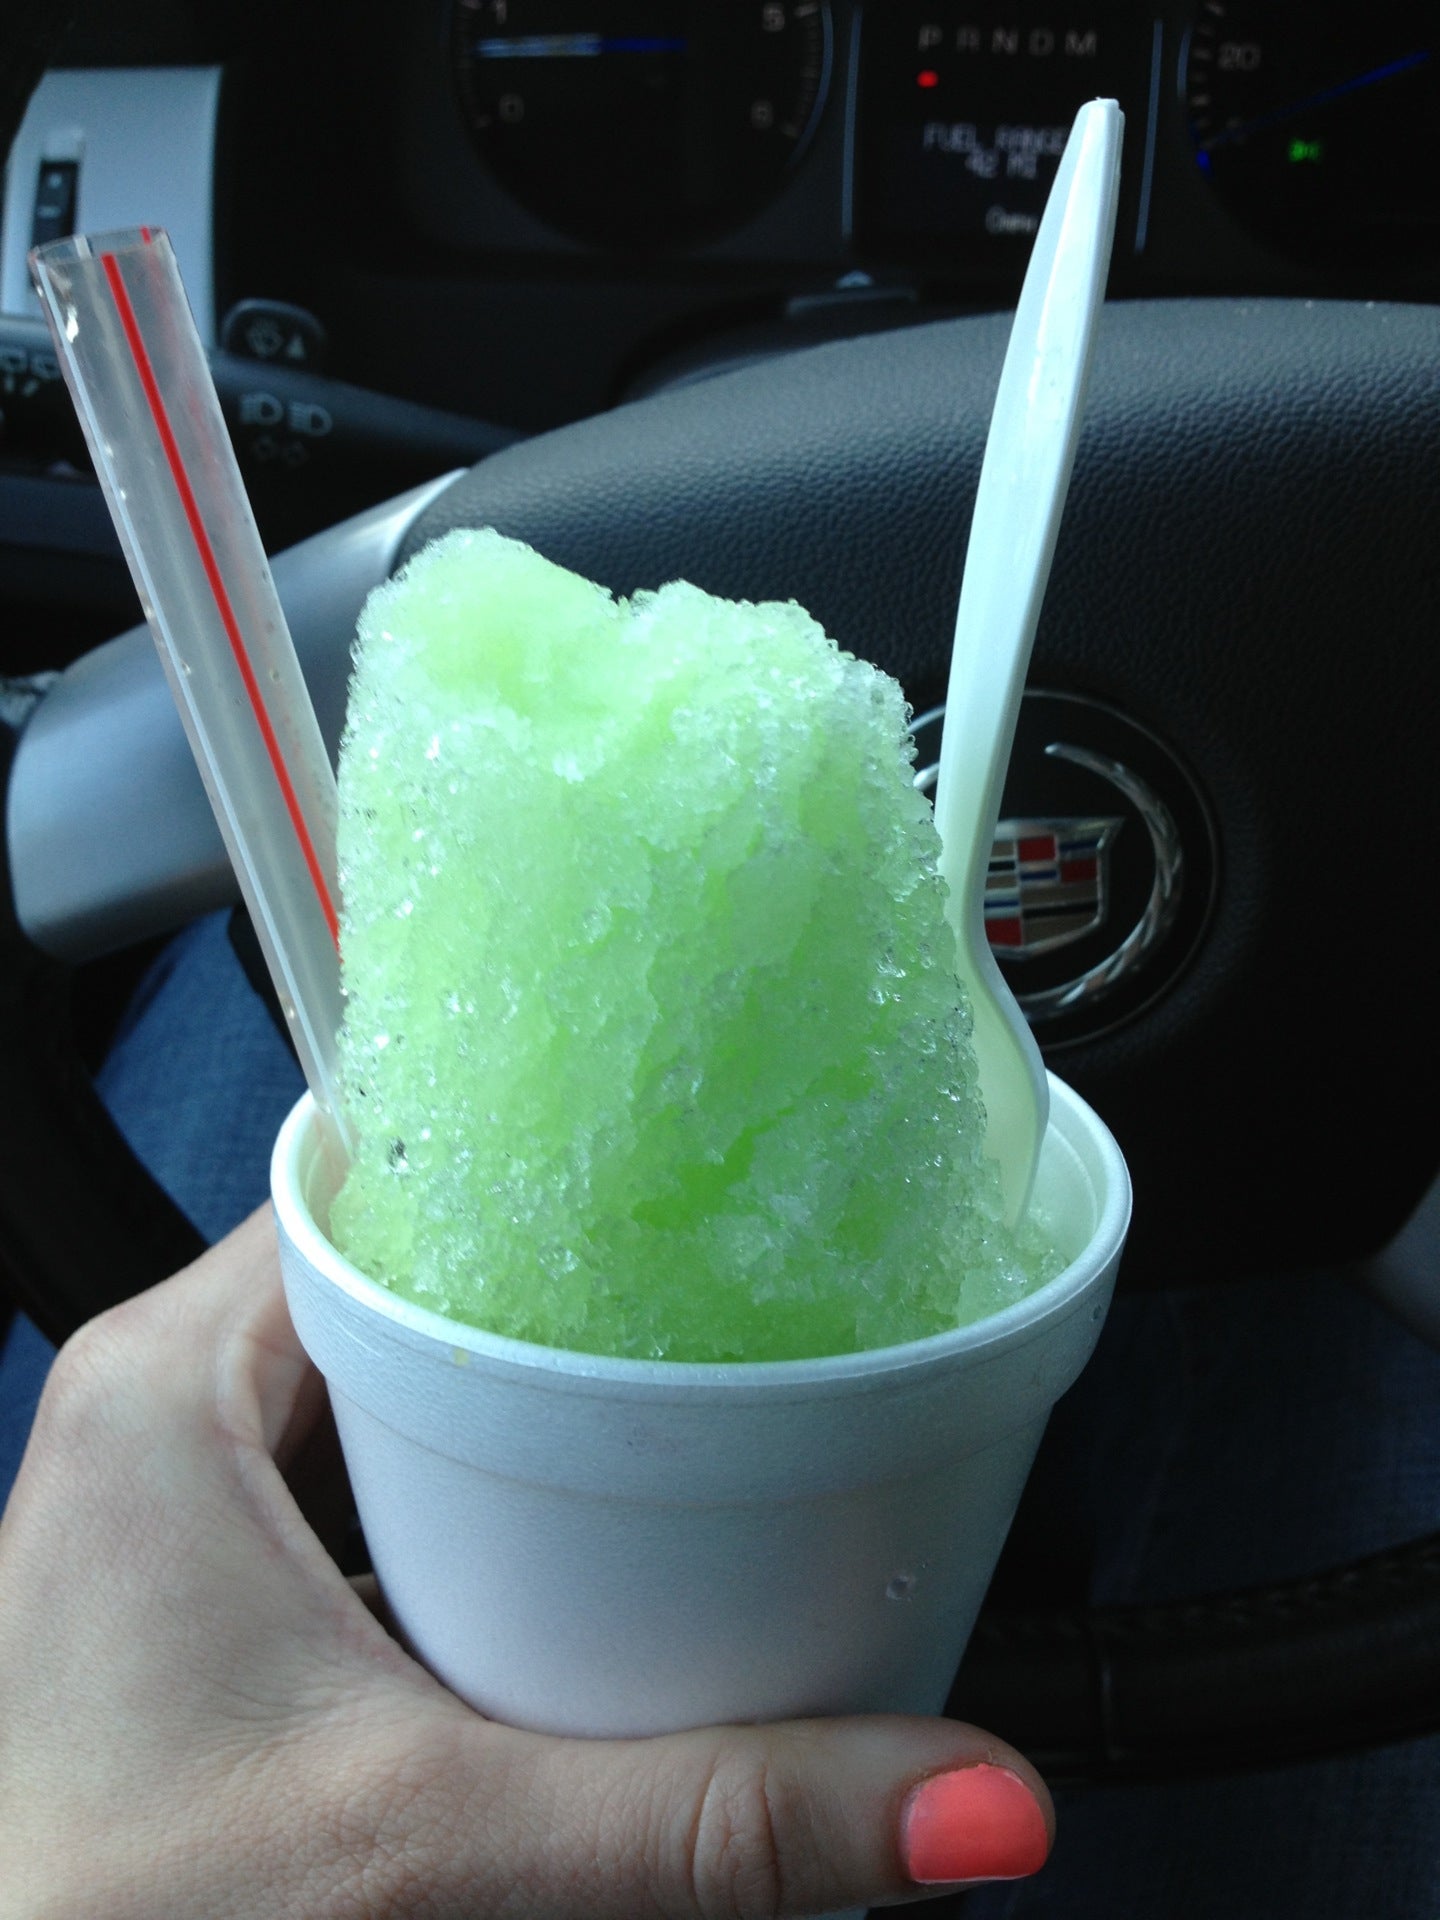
[31,228,353,1156]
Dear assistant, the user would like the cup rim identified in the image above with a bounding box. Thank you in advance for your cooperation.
[272,1071,1130,1388]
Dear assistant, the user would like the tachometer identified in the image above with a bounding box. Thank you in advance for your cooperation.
[452,1,833,250]
[1183,0,1439,269]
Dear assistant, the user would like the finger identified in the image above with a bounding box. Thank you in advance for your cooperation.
[13,1207,365,1630]
[393,1710,1053,1918]
[172,1210,363,1557]
[52,1206,326,1467]
[277,1389,361,1559]
[122,1211,377,1612]
[173,1204,324,1464]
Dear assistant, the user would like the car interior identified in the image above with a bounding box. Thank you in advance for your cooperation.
[3,0,1440,1877]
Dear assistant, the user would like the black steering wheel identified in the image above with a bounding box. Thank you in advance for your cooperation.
[4,7,1440,1784]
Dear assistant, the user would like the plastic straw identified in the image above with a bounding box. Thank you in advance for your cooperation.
[30,228,353,1154]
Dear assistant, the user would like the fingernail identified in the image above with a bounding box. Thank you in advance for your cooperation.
[900,1763,1051,1885]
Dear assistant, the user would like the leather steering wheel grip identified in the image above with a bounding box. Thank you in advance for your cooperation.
[951,1532,1440,1780]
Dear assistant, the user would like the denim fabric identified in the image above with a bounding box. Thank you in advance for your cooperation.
[0,912,303,1503]
[0,1309,52,1499]
[3,912,1438,1915]
[91,910,307,1246]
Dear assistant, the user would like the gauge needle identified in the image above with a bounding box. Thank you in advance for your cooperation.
[474,34,688,59]
[1199,46,1432,152]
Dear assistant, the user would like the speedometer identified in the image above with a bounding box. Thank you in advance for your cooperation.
[452,1,833,250]
[1183,0,1439,270]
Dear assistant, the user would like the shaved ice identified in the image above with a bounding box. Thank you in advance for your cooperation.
[330,528,1057,1361]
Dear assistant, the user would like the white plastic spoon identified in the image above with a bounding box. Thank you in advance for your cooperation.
[934,98,1123,1226]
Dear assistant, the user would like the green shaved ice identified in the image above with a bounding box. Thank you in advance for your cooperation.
[331,527,1058,1361]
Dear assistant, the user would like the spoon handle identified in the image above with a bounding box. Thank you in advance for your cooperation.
[935,99,1123,1224]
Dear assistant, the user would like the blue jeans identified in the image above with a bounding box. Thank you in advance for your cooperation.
[0,915,305,1488]
[3,912,1439,1915]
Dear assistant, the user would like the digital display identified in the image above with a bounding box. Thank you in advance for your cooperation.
[854,6,1150,263]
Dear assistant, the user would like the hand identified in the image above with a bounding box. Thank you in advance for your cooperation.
[0,1209,1052,1918]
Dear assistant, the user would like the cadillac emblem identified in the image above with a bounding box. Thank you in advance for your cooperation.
[912,692,1216,1047]
[986,815,1125,958]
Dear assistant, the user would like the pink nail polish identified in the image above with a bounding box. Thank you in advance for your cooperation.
[900,1763,1051,1885]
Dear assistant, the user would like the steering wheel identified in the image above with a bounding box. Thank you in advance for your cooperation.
[4,9,1440,1784]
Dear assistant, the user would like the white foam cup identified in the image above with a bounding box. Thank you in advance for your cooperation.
[273,1070,1129,1739]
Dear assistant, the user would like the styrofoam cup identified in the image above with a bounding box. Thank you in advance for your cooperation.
[273,1071,1129,1739]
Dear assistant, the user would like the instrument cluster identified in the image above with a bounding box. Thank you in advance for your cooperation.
[441,1,1439,288]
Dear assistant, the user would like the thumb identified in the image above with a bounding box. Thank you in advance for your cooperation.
[420,1710,1053,1917]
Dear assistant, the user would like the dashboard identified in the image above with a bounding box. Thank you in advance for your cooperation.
[2,0,1437,664]
[201,0,1439,427]
[438,1,1438,273]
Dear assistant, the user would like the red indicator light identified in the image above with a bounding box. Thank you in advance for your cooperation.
[917,69,940,88]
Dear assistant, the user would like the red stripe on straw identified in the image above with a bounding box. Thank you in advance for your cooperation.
[100,246,340,951]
